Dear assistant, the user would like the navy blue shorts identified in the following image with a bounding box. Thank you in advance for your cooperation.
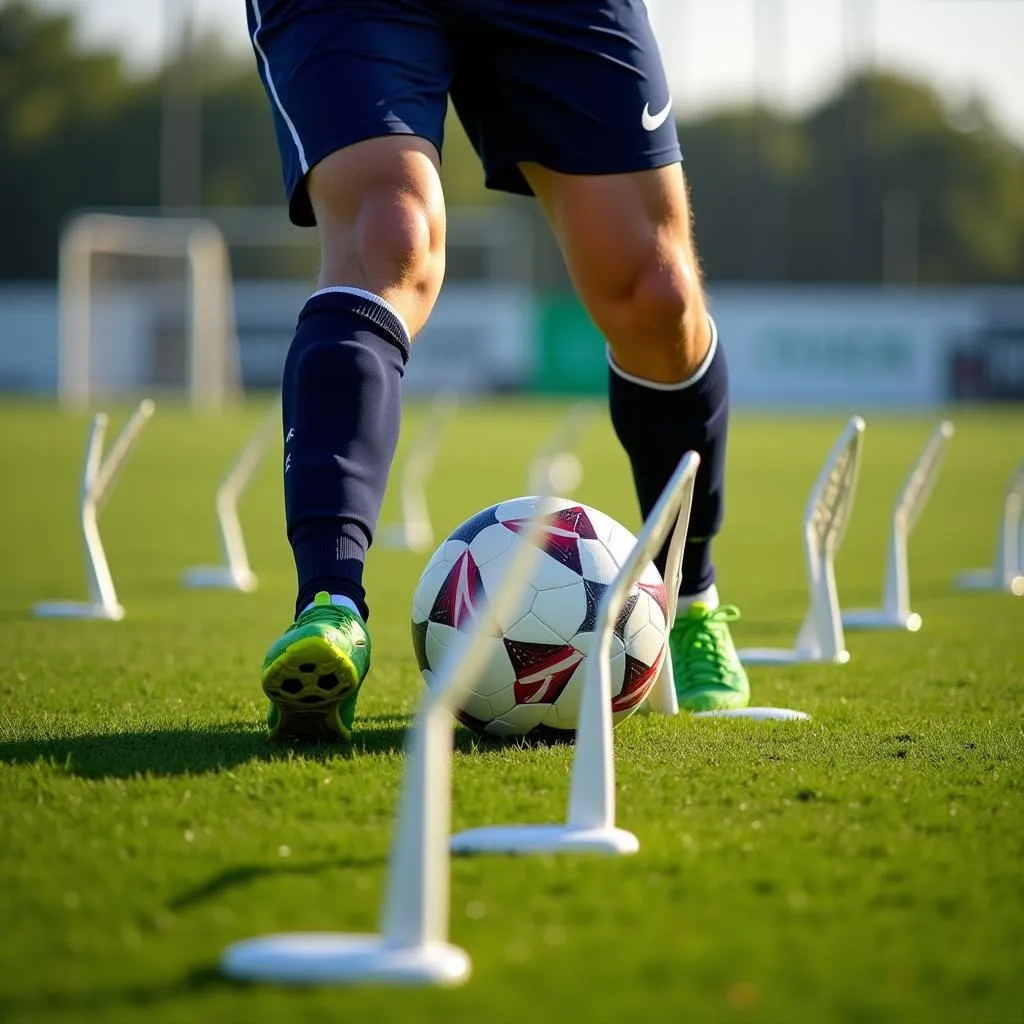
[246,0,682,225]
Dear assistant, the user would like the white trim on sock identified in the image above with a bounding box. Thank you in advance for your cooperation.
[309,285,411,348]
[607,316,719,391]
[676,584,720,618]
[302,594,362,618]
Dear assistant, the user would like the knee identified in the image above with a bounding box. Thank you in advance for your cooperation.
[599,244,708,379]
[324,181,443,298]
[309,140,446,316]
[623,249,696,338]
[357,186,443,296]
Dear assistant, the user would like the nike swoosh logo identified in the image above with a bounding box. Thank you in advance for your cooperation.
[641,98,673,132]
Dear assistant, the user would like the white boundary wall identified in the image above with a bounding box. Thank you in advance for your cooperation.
[709,285,1022,408]
[1,283,1022,405]
[234,281,535,396]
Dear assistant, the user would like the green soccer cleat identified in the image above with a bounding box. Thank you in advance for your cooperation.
[261,592,371,742]
[669,602,750,712]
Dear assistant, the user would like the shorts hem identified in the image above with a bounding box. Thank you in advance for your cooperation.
[286,122,444,227]
[483,143,684,197]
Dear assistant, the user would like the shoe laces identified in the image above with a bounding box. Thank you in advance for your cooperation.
[669,604,741,684]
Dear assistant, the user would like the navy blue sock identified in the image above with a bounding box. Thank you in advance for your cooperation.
[282,288,409,620]
[608,320,729,596]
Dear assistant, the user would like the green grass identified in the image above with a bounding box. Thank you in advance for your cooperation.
[0,400,1021,1024]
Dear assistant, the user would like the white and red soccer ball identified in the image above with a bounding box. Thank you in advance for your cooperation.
[410,496,669,738]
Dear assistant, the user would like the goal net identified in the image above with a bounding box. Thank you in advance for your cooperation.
[58,213,241,409]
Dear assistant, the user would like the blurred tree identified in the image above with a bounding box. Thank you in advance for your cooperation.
[682,71,1024,284]
[680,107,809,282]
[0,0,1021,284]
[0,0,161,277]
[195,34,283,210]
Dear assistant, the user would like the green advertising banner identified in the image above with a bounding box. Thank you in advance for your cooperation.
[534,295,608,394]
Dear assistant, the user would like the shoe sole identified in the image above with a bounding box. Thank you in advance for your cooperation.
[261,635,361,742]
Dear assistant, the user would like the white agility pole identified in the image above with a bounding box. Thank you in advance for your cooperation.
[33,400,155,621]
[526,403,594,495]
[379,394,456,553]
[221,493,551,987]
[955,460,1024,597]
[739,416,865,666]
[643,464,693,718]
[181,401,279,592]
[844,420,954,631]
[450,451,701,857]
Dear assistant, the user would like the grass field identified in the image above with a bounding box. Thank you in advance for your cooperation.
[0,400,1021,1024]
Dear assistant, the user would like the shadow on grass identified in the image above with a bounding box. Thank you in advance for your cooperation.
[0,607,36,622]
[0,718,411,779]
[0,712,566,779]
[2,966,232,1017]
[168,854,386,912]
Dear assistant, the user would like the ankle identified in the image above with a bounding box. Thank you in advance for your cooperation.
[301,593,362,619]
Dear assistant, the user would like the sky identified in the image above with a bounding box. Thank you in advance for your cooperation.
[35,0,1024,145]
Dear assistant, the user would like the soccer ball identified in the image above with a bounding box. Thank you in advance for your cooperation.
[410,496,669,738]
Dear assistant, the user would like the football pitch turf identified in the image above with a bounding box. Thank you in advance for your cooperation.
[0,400,1021,1023]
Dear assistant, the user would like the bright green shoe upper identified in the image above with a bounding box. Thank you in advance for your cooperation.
[262,592,371,740]
[262,592,371,679]
[669,602,750,712]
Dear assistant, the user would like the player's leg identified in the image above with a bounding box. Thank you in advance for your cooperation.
[521,162,748,711]
[285,136,445,621]
[266,137,445,742]
[453,0,746,709]
[247,0,450,739]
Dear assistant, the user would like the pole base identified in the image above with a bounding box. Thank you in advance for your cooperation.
[693,706,811,722]
[738,647,850,666]
[32,600,124,621]
[182,565,258,592]
[955,569,1024,596]
[451,824,639,857]
[843,607,922,631]
[221,933,470,987]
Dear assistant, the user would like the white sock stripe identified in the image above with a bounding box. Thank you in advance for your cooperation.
[302,594,362,619]
[309,286,412,348]
[607,316,719,392]
[683,315,719,386]
[676,584,720,617]
[249,0,308,173]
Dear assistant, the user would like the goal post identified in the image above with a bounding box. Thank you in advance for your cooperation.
[58,212,241,410]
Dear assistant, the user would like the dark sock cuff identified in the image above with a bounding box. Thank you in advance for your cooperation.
[291,525,367,570]
[681,538,715,595]
[291,522,370,619]
[679,318,727,408]
[299,288,411,364]
[608,320,727,419]
[608,321,730,595]
[609,347,729,453]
